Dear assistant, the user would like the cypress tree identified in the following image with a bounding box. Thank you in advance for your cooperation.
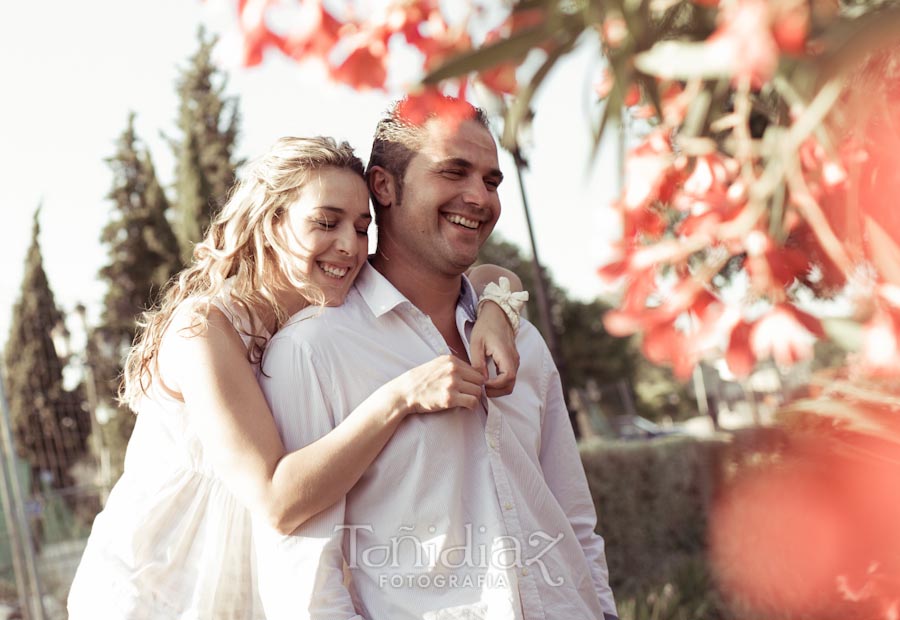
[91,114,181,471]
[170,27,241,263]
[3,209,90,491]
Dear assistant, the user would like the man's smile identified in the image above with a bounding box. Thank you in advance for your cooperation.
[443,213,481,230]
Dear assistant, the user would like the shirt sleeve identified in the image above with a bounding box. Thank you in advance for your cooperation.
[537,346,618,619]
[253,332,364,620]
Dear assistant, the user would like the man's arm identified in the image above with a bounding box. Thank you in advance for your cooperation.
[537,347,618,620]
[254,331,363,620]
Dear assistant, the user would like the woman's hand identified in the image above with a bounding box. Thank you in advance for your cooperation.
[390,355,485,415]
[470,301,519,398]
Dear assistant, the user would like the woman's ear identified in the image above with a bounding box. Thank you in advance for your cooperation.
[368,165,397,209]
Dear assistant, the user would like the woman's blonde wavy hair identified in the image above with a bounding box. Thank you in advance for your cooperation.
[121,136,365,409]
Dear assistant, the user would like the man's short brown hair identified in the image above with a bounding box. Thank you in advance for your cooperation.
[366,96,490,217]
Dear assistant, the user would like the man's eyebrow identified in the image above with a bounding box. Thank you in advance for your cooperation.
[436,157,504,182]
[435,157,472,169]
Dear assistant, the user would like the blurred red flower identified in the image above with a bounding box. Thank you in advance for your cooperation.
[707,0,779,87]
[395,89,478,128]
[277,0,343,62]
[238,0,285,67]
[329,28,390,90]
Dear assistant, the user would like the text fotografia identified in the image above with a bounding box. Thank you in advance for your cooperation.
[335,524,566,586]
[378,572,510,590]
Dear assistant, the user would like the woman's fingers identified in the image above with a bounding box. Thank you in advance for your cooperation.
[401,356,487,413]
[482,343,518,397]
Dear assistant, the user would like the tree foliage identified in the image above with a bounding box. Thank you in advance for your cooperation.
[169,28,241,264]
[92,114,181,472]
[3,211,90,491]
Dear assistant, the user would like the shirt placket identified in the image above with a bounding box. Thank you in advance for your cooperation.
[403,305,453,356]
[406,300,543,618]
[484,399,545,620]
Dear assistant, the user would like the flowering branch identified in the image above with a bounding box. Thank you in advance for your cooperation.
[219,0,900,380]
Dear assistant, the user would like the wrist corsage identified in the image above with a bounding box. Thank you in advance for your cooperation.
[476,277,530,333]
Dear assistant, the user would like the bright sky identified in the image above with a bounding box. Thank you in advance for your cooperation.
[0,0,623,346]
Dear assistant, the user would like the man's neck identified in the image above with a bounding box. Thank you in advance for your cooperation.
[372,251,461,317]
[372,251,469,359]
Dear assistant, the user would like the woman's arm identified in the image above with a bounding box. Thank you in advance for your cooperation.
[467,264,526,397]
[164,306,486,535]
[468,264,524,297]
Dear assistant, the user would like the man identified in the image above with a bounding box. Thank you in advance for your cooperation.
[255,98,618,620]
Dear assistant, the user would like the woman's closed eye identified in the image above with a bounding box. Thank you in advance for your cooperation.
[312,217,336,230]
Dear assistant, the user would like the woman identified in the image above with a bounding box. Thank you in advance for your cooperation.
[67,136,525,619]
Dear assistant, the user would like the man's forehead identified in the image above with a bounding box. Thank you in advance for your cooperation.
[419,118,498,163]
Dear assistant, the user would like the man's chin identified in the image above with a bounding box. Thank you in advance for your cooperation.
[454,249,482,271]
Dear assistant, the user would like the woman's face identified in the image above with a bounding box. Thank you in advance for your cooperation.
[277,167,371,306]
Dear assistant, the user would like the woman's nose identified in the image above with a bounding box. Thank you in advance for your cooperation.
[334,226,356,256]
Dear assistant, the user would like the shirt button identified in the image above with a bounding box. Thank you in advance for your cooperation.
[504,502,513,510]
[488,438,496,449]
[522,568,529,576]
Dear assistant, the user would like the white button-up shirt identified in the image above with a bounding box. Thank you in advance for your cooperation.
[255,263,617,620]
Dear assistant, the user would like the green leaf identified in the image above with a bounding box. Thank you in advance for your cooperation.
[590,89,622,163]
[424,25,554,84]
[516,0,557,10]
[634,40,733,80]
[781,397,900,443]
[680,87,711,138]
[589,56,627,162]
[820,317,862,353]
[501,34,579,151]
[818,6,900,80]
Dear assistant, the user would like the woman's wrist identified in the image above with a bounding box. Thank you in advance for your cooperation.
[476,277,529,333]
[375,379,412,424]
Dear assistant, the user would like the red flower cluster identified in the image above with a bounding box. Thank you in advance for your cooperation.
[233,0,530,99]
[593,2,900,381]
[228,0,900,386]
[394,89,479,129]
[597,103,836,380]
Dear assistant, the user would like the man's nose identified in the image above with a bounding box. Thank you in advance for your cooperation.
[461,178,492,208]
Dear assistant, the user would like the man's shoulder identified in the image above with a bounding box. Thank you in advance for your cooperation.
[270,287,370,349]
[515,318,553,366]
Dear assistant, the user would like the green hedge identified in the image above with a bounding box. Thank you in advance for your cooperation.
[579,427,786,615]
[581,436,727,598]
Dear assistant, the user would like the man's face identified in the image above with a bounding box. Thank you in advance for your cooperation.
[386,118,503,276]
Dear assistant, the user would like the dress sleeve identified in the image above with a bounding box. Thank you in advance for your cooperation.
[537,346,618,619]
[252,332,364,620]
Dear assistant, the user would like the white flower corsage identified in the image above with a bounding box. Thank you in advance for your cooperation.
[476,276,530,333]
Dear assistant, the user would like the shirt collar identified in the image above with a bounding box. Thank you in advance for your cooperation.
[354,261,409,318]
[355,260,478,322]
[458,277,478,322]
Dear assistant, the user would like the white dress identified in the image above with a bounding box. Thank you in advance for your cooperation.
[68,292,269,620]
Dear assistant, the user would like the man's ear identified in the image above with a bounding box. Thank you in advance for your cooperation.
[368,165,397,208]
